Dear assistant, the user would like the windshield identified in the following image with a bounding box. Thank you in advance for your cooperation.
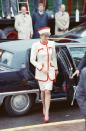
[69,47,86,67]
[0,49,13,66]
[70,26,86,37]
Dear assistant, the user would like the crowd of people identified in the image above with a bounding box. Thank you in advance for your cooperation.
[1,0,70,39]
[1,0,62,18]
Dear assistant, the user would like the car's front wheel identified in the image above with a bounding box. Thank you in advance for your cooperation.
[4,94,35,116]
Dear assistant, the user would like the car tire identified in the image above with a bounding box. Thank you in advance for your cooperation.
[4,27,18,39]
[4,94,35,116]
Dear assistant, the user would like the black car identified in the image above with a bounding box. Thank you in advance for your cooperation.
[0,39,86,116]
[50,22,86,42]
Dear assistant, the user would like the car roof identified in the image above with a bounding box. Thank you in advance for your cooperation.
[0,38,86,53]
[55,37,86,47]
[66,42,86,47]
[0,39,39,53]
[55,42,86,47]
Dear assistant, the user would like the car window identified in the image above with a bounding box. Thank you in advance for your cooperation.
[81,31,86,37]
[69,47,86,67]
[57,47,73,77]
[70,26,84,34]
[0,50,13,66]
[70,26,86,37]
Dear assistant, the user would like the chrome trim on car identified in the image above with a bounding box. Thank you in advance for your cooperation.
[0,89,39,105]
[38,97,67,103]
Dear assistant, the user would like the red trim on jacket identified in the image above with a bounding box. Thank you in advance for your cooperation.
[35,77,54,82]
[35,41,56,82]
[38,48,43,52]
[46,44,55,81]
[37,64,44,71]
[50,62,54,67]
[40,40,48,45]
[48,47,52,49]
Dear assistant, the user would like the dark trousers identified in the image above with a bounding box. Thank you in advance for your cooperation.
[2,0,17,17]
[29,0,38,12]
[53,0,62,13]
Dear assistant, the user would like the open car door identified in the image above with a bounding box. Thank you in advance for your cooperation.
[52,45,74,99]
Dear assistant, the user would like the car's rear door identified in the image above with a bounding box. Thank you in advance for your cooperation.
[0,67,24,93]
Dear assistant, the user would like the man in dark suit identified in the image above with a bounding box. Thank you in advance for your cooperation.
[75,67,86,129]
[72,52,86,129]
[32,3,48,38]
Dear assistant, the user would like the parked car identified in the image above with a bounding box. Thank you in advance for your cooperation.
[50,22,86,41]
[0,39,86,116]
[0,22,86,41]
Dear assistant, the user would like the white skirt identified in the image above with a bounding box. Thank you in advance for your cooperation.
[38,79,53,91]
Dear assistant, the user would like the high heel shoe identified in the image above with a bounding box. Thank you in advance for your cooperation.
[44,117,49,123]
[44,119,49,123]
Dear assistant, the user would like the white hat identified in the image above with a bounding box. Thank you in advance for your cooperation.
[38,27,51,35]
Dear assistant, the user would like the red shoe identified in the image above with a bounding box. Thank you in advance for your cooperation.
[44,117,49,123]
[44,119,49,123]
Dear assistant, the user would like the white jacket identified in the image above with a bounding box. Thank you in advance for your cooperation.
[30,41,58,81]
[55,11,70,35]
[15,13,33,39]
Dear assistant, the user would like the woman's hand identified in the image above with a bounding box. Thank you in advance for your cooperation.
[55,70,59,77]
[42,67,48,74]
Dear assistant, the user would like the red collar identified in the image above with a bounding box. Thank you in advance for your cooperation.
[40,41,48,45]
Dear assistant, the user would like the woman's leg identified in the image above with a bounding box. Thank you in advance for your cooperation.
[44,90,51,120]
[41,91,45,115]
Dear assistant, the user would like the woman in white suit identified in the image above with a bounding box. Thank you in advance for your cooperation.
[30,27,58,122]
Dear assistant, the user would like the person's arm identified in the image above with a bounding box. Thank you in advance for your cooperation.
[30,44,43,71]
[52,43,58,75]
[64,12,70,29]
[30,16,33,38]
[72,53,86,78]
[71,69,80,78]
[55,13,66,30]
[78,53,86,72]
[32,12,36,28]
[15,15,20,32]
